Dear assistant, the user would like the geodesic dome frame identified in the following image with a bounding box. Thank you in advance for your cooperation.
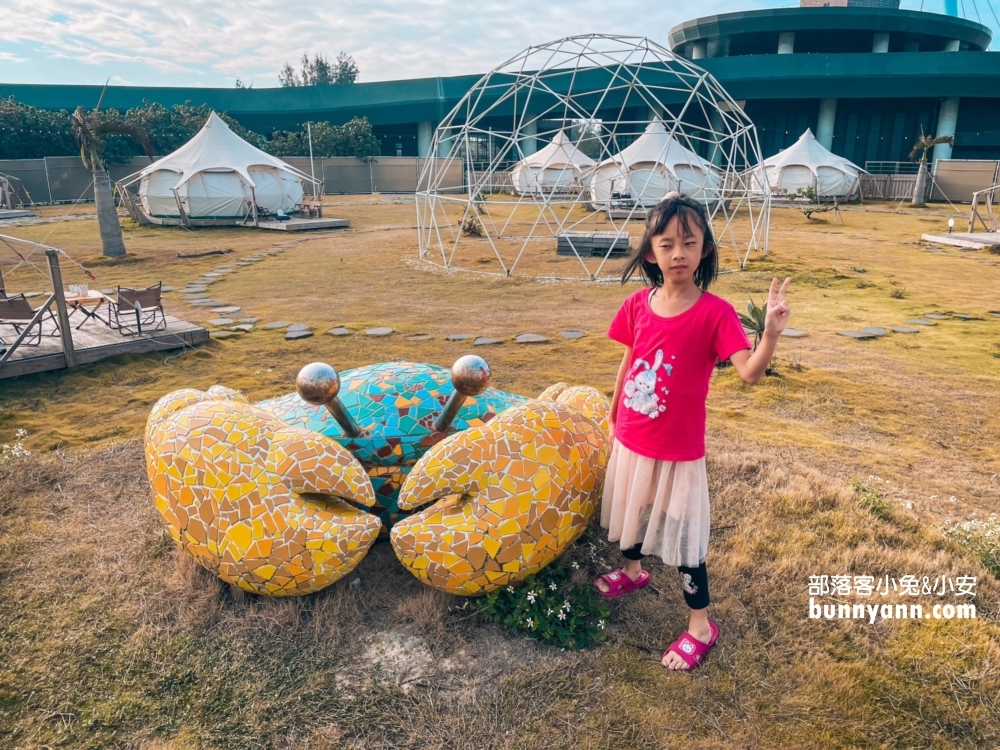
[415,34,771,280]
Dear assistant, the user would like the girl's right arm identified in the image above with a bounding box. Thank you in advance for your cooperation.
[608,346,632,440]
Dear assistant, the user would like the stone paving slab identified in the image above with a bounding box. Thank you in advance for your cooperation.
[473,337,503,346]
[285,330,314,340]
[445,333,473,341]
[861,327,888,336]
[514,333,550,343]
[922,313,948,320]
[230,324,254,332]
[558,331,586,339]
[405,334,433,341]
[889,326,921,333]
[263,321,290,330]
[781,328,807,337]
[286,324,311,333]
[837,330,876,339]
[208,318,235,326]
[905,318,937,326]
[327,327,351,336]
[211,306,242,314]
[365,327,394,336]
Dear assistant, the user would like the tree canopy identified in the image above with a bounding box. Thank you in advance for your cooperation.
[278,52,359,87]
[0,97,381,162]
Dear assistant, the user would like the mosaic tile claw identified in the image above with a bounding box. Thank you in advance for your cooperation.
[145,387,381,597]
[390,385,610,596]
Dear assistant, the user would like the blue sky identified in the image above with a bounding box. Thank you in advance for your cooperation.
[0,0,992,88]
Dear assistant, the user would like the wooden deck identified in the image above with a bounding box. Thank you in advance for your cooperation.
[922,232,1000,251]
[0,314,209,379]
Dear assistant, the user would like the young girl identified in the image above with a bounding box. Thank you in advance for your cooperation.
[594,193,791,671]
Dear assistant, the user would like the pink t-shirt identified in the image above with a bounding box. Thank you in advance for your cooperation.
[607,288,751,461]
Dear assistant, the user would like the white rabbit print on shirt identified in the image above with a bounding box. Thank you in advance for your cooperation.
[622,349,674,418]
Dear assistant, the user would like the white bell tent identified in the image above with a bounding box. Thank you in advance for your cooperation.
[511,131,596,194]
[588,120,722,206]
[118,112,318,225]
[758,129,863,198]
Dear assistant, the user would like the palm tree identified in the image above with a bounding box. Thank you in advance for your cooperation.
[71,93,155,258]
[909,128,954,207]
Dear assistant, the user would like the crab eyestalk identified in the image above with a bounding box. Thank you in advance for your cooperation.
[433,355,491,433]
[296,362,361,437]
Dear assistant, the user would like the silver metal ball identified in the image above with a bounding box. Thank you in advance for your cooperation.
[296,362,341,405]
[451,354,491,396]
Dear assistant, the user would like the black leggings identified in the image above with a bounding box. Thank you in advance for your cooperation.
[622,544,709,610]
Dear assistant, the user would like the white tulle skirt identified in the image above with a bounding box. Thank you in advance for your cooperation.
[600,441,710,568]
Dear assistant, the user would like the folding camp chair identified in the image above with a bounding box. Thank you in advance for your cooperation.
[108,282,166,336]
[0,293,60,347]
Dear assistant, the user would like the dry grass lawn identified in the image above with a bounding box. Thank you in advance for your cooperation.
[1,197,999,748]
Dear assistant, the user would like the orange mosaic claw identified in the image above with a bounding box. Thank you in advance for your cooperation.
[390,386,610,595]
[145,388,380,597]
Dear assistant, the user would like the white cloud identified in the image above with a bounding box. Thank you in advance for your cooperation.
[0,0,889,87]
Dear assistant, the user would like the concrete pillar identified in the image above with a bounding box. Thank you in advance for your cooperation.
[691,41,707,60]
[438,133,453,158]
[520,119,537,157]
[817,98,837,151]
[944,39,960,52]
[778,32,795,55]
[417,120,434,158]
[904,41,919,52]
[873,33,890,53]
[933,97,960,163]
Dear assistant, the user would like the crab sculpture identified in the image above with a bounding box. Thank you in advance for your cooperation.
[145,356,609,597]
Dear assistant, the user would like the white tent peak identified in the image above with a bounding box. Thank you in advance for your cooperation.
[138,111,310,190]
[511,130,596,194]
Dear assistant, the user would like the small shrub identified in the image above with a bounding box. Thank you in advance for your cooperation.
[856,280,875,289]
[890,287,906,299]
[460,210,484,237]
[943,515,1000,580]
[0,429,31,464]
[850,477,890,520]
[475,534,611,650]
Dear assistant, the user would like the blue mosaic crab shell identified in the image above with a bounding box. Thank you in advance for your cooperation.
[257,361,529,526]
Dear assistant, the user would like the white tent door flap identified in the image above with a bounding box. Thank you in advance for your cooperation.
[183,171,250,218]
[816,166,850,196]
[248,166,304,212]
[140,170,183,217]
[625,166,673,205]
[775,165,814,195]
[539,165,576,190]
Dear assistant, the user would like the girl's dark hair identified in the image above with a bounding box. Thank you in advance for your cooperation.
[620,194,718,290]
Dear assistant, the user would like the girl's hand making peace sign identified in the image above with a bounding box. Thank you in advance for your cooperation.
[764,277,792,336]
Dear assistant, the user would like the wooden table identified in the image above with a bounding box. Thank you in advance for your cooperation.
[64,293,110,330]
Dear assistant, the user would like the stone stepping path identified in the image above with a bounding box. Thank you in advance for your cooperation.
[235,317,259,324]
[180,287,208,294]
[905,318,937,326]
[837,330,877,339]
[950,313,977,320]
[286,324,311,333]
[473,337,503,346]
[208,318,235,326]
[285,330,314,340]
[191,299,225,307]
[861,327,888,336]
[263,321,290,330]
[889,326,920,333]
[211,306,241,314]
[327,327,351,336]
[446,333,473,341]
[781,328,806,338]
[230,324,254,333]
[922,313,948,320]
[210,331,239,340]
[559,331,585,339]
[405,334,432,341]
[989,311,1000,318]
[514,333,550,343]
[366,327,394,336]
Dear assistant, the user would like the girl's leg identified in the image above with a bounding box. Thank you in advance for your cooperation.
[595,543,645,593]
[662,562,714,670]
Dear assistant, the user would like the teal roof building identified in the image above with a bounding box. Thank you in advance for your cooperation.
[1,6,996,166]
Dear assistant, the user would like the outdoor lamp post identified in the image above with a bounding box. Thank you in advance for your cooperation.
[948,218,955,233]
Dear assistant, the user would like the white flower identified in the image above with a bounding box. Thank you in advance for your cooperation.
[562,600,571,610]
[546,609,554,616]
[571,562,580,569]
[525,618,535,629]
[506,586,514,593]
[526,591,537,603]
[549,583,557,591]
[557,611,566,620]
[598,619,606,630]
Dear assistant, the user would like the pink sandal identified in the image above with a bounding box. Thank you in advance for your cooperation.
[663,620,719,670]
[593,569,650,598]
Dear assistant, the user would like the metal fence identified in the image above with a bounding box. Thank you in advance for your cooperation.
[858,174,922,201]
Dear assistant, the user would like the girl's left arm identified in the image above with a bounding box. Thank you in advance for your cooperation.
[730,277,792,385]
